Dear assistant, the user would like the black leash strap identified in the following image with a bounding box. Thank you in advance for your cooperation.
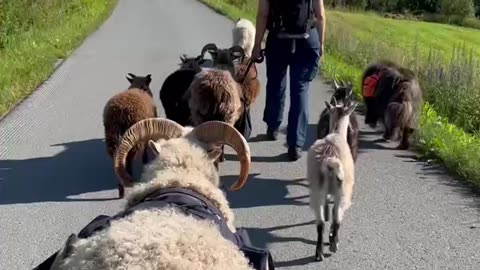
[239,49,265,85]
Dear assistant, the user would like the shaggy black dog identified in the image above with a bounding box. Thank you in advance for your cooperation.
[361,60,423,149]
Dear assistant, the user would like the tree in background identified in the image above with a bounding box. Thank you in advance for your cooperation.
[474,0,480,17]
[347,0,367,9]
[439,0,475,18]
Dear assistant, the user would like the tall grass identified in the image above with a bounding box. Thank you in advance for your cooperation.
[0,0,117,117]
[199,0,480,187]
[323,17,480,134]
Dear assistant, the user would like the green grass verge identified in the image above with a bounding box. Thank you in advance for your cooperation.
[198,0,480,187]
[0,0,118,117]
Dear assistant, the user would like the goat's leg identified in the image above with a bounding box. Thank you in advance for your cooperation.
[218,145,225,162]
[310,190,327,261]
[324,203,330,222]
[316,220,325,261]
[330,197,349,253]
[329,221,340,253]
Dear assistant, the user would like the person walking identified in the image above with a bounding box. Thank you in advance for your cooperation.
[252,0,325,161]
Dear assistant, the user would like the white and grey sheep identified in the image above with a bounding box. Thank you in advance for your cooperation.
[102,73,157,198]
[306,97,357,262]
[232,18,256,59]
[47,118,261,270]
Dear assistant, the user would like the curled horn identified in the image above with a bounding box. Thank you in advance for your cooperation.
[113,118,186,191]
[200,43,218,59]
[229,45,246,60]
[188,121,251,191]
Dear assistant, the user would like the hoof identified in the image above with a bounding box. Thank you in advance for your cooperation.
[315,252,324,262]
[329,241,338,253]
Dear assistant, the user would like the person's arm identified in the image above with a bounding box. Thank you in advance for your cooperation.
[253,0,269,54]
[313,0,326,54]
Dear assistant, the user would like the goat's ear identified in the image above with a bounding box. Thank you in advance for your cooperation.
[148,140,161,155]
[145,74,152,85]
[126,76,133,84]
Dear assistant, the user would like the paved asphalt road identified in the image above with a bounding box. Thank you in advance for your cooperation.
[1,0,479,269]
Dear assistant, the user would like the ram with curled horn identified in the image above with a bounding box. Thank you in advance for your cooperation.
[113,118,251,198]
[34,118,275,270]
[185,42,249,170]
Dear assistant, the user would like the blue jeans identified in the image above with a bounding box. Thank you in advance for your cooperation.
[263,28,321,148]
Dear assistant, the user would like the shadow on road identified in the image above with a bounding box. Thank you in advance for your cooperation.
[417,162,480,210]
[240,220,323,268]
[220,174,309,209]
[0,138,121,204]
[243,220,316,249]
[357,129,393,152]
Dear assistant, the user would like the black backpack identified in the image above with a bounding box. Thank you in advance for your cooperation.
[267,0,316,38]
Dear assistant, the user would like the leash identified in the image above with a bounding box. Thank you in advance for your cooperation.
[239,49,265,85]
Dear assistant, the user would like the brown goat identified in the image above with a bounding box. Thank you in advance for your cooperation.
[103,73,157,198]
[362,60,423,149]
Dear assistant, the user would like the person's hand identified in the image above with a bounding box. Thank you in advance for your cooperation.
[320,43,325,58]
[252,44,262,61]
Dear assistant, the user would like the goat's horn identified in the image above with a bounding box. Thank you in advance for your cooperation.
[113,118,185,188]
[189,121,251,191]
[200,43,218,58]
[332,96,338,106]
[333,78,340,89]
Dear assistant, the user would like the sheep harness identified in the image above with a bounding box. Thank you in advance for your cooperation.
[34,187,274,270]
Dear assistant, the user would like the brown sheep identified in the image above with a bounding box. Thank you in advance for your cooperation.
[186,43,246,168]
[102,73,157,198]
